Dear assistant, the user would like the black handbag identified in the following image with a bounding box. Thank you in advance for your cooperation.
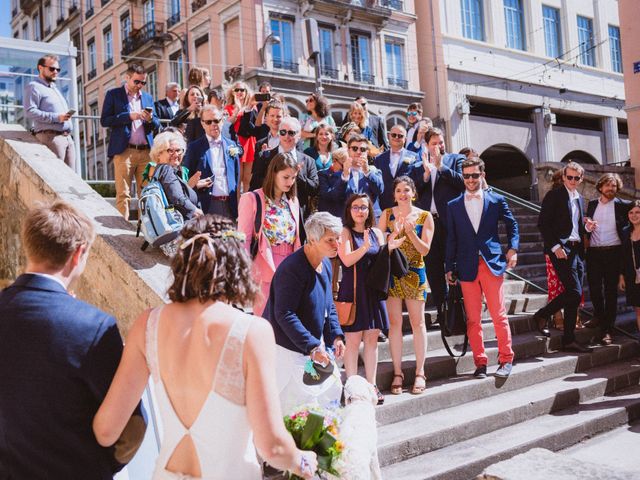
[249,191,262,259]
[440,281,468,357]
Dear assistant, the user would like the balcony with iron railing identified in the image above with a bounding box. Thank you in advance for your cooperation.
[313,0,393,20]
[87,68,97,80]
[387,77,408,89]
[191,0,205,13]
[19,0,38,13]
[273,60,299,74]
[103,58,113,70]
[320,66,339,80]
[166,12,180,28]
[68,3,77,14]
[379,0,402,9]
[56,16,65,25]
[85,7,94,19]
[44,26,51,36]
[354,70,375,84]
[121,21,165,57]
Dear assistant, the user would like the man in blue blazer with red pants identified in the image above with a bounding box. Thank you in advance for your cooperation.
[446,156,519,378]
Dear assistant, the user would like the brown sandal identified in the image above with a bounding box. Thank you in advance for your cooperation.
[390,374,404,395]
[411,374,427,395]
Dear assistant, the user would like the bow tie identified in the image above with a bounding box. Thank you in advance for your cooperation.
[210,139,222,148]
[466,193,481,200]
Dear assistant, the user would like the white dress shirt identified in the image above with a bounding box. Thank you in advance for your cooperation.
[590,199,620,247]
[567,187,581,242]
[267,133,280,150]
[426,162,438,216]
[206,134,228,196]
[168,99,179,116]
[464,189,483,233]
[389,149,403,177]
[406,124,418,147]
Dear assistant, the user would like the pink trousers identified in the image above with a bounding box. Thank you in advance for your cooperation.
[459,259,514,367]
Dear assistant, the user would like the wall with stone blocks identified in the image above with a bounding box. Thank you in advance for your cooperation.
[0,125,169,336]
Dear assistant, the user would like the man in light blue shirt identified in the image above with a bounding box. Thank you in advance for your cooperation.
[24,54,75,169]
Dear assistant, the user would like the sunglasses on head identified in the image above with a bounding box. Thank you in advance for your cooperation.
[234,88,246,93]
[279,129,297,137]
[462,173,481,179]
[565,175,582,181]
[133,79,147,85]
[389,132,405,139]
[46,66,61,73]
[165,148,184,155]
[202,118,222,125]
[350,146,368,153]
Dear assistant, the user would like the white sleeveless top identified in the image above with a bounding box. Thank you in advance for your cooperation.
[145,306,262,480]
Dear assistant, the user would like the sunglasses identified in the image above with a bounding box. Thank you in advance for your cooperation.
[565,175,582,181]
[305,98,315,103]
[133,79,147,85]
[350,146,368,153]
[462,173,481,179]
[165,148,184,155]
[279,129,297,137]
[407,111,419,116]
[46,66,61,73]
[234,88,246,93]
[389,132,405,139]
[202,118,222,125]
[351,205,369,212]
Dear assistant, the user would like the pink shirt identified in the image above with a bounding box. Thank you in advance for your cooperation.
[126,88,147,145]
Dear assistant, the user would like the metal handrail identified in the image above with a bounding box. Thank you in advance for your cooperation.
[504,269,547,294]
[490,186,541,213]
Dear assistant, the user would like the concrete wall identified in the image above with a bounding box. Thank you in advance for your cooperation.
[469,115,537,161]
[553,126,605,163]
[0,124,168,336]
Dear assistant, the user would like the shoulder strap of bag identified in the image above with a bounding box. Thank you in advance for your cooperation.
[252,191,262,239]
[441,330,468,358]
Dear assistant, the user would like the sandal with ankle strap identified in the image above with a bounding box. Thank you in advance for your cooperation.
[411,374,427,395]
[390,374,404,395]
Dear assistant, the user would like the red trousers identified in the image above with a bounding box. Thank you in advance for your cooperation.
[459,259,514,367]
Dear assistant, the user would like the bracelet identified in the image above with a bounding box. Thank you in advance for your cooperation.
[300,453,314,477]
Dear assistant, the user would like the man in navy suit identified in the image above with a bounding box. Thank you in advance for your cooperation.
[411,127,465,324]
[374,124,419,210]
[183,105,242,218]
[446,157,519,378]
[0,202,135,479]
[100,63,161,220]
[584,173,631,345]
[534,162,592,352]
[154,82,180,122]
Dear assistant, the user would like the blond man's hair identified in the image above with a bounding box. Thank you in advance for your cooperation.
[22,201,95,269]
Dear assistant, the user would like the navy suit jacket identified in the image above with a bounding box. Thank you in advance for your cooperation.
[0,274,124,479]
[411,151,465,228]
[100,86,161,157]
[318,167,384,219]
[374,148,419,210]
[538,186,587,255]
[445,190,519,281]
[183,135,241,218]
[585,197,631,242]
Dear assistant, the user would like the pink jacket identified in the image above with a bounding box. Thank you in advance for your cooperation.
[237,188,302,284]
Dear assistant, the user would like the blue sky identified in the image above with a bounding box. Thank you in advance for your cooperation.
[1,0,11,37]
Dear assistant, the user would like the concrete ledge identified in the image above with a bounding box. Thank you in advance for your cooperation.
[0,124,167,335]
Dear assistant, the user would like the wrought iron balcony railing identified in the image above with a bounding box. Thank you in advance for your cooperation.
[191,0,205,13]
[68,3,77,14]
[273,60,299,74]
[121,21,164,56]
[353,71,375,84]
[380,0,402,9]
[103,58,113,70]
[87,68,97,80]
[387,77,408,89]
[85,7,94,19]
[320,66,339,79]
[166,12,180,28]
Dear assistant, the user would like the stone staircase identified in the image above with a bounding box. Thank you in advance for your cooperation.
[366,200,640,479]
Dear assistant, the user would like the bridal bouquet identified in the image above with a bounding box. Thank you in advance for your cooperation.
[284,403,344,479]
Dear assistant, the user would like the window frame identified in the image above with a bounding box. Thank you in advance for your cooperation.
[608,24,622,73]
[350,30,373,83]
[269,16,296,72]
[577,15,595,67]
[542,5,561,58]
[460,0,485,41]
[503,0,526,51]
[384,36,407,88]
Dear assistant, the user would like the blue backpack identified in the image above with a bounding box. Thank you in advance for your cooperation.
[136,168,184,251]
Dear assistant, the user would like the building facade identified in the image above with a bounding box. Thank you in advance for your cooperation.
[416,0,628,199]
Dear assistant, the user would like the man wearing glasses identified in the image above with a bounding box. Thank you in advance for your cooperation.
[25,55,76,170]
[183,105,241,218]
[101,64,161,220]
[534,162,592,352]
[405,103,433,150]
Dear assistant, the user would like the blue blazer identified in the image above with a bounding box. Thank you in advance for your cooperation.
[318,168,384,219]
[0,274,124,479]
[182,135,241,218]
[374,148,419,210]
[410,151,465,228]
[445,190,519,281]
[100,86,161,157]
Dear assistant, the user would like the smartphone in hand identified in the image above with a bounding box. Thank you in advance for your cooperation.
[255,93,271,102]
[66,109,76,116]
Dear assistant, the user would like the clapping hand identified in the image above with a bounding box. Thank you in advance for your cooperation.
[429,144,442,169]
[387,228,406,251]
[362,229,372,251]
[404,218,416,236]
[421,149,431,181]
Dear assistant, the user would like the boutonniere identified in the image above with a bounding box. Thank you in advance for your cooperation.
[228,145,240,157]
[402,156,412,165]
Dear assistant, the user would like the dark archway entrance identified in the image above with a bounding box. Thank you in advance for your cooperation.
[560,150,599,165]
[481,144,532,199]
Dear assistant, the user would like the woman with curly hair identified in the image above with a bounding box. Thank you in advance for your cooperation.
[225,81,256,193]
[94,215,317,480]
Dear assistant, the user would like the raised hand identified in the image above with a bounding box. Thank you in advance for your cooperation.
[188,170,201,188]
[362,229,372,251]
[387,229,406,251]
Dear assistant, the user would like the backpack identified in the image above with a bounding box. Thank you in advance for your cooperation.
[136,166,184,251]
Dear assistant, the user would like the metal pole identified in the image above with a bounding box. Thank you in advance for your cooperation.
[313,52,323,95]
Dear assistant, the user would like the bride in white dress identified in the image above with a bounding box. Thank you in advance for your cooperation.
[93,215,317,479]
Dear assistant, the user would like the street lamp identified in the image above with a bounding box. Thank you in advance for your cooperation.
[259,32,281,68]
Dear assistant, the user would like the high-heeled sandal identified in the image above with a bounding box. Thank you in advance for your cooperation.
[390,374,404,395]
[411,374,427,395]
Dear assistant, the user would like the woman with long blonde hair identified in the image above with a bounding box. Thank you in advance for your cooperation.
[225,81,256,193]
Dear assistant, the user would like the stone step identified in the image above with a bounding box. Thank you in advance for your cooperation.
[380,384,640,480]
[377,357,640,467]
[515,251,546,266]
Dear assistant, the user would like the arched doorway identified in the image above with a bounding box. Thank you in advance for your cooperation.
[560,150,599,165]
[481,144,532,199]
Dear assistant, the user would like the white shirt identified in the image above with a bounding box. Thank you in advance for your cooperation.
[278,145,297,161]
[426,161,438,216]
[206,134,228,196]
[406,124,418,147]
[168,98,179,116]
[590,199,621,247]
[267,133,280,150]
[567,187,581,242]
[389,149,403,177]
[464,189,483,233]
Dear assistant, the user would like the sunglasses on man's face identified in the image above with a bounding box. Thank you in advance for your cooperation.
[407,111,418,116]
[234,88,246,93]
[462,173,481,179]
[202,118,222,125]
[133,79,147,85]
[279,129,297,137]
[350,146,368,153]
[46,66,61,73]
[389,132,405,139]
[565,175,582,181]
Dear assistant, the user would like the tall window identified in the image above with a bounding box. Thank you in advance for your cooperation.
[461,0,484,41]
[609,25,622,73]
[542,6,561,57]
[147,69,158,101]
[120,11,131,39]
[103,27,113,68]
[351,32,373,83]
[21,22,28,40]
[169,51,183,86]
[503,0,525,50]
[32,13,40,40]
[44,3,51,32]
[87,38,96,76]
[169,0,180,19]
[143,0,154,25]
[577,15,595,66]
[385,38,406,88]
[58,0,64,19]
[319,26,335,78]
[270,17,296,72]
[85,0,93,17]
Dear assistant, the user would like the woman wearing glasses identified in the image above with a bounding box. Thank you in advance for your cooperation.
[300,93,335,150]
[225,81,256,193]
[238,152,302,316]
[169,85,206,143]
[378,176,434,395]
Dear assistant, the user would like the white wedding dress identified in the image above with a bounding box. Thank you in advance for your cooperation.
[145,306,262,480]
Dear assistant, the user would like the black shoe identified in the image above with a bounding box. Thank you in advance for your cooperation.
[378,332,387,343]
[473,365,487,378]
[561,341,593,353]
[533,315,550,337]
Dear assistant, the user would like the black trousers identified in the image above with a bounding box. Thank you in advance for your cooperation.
[586,246,621,335]
[425,215,447,315]
[536,243,584,345]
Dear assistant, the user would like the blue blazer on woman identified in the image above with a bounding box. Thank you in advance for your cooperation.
[182,135,241,218]
[445,189,519,282]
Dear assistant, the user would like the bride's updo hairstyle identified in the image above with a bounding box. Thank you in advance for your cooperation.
[168,214,258,305]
